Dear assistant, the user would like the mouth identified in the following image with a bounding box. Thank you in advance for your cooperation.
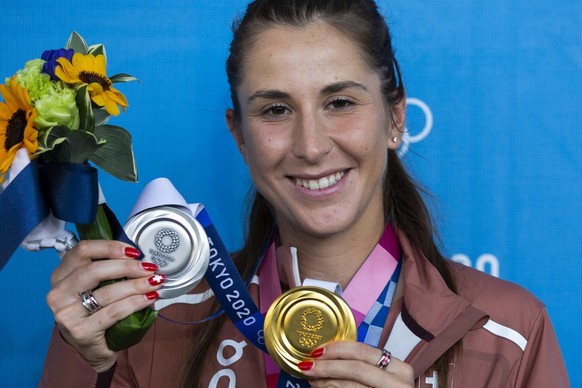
[294,171,346,190]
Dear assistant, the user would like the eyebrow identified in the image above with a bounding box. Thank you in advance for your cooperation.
[320,81,368,95]
[248,90,291,104]
[247,81,368,104]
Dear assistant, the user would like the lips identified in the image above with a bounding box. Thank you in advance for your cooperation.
[294,171,345,190]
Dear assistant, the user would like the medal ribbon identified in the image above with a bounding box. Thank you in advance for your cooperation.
[127,178,269,352]
[126,179,401,386]
[195,208,268,353]
[261,225,401,388]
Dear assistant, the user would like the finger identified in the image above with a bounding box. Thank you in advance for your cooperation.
[47,259,158,312]
[84,292,159,333]
[300,358,381,386]
[313,341,409,375]
[52,240,141,285]
[302,341,414,387]
[89,273,165,311]
[316,340,380,364]
[303,359,412,388]
[68,259,158,296]
[56,292,158,350]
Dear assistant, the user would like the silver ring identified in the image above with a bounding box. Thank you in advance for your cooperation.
[376,348,391,369]
[81,290,102,315]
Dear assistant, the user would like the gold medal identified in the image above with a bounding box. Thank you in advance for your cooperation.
[264,286,357,378]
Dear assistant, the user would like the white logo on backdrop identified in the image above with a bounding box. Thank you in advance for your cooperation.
[398,97,433,157]
[451,254,500,278]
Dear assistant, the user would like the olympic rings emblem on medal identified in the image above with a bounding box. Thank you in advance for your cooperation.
[398,97,433,157]
[154,228,180,253]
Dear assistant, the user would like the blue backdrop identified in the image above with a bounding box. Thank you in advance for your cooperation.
[1,1,580,386]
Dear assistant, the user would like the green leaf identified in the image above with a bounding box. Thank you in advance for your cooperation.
[65,32,89,55]
[88,43,106,58]
[94,109,110,126]
[41,125,69,152]
[49,129,106,163]
[109,73,139,83]
[75,84,95,132]
[76,204,114,239]
[90,125,138,182]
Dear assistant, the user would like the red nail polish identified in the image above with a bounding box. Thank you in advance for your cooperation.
[298,361,314,371]
[141,262,158,271]
[124,247,141,258]
[148,274,165,286]
[310,347,325,358]
[145,291,159,301]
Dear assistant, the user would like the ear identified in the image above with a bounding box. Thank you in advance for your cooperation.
[387,92,406,150]
[226,109,248,163]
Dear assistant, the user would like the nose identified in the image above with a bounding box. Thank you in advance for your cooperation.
[291,111,333,163]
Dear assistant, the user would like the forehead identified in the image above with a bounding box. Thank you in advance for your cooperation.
[238,21,376,92]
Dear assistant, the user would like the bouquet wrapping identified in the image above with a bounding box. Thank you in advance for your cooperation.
[0,32,156,350]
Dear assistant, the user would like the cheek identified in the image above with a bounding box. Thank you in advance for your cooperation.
[342,124,388,160]
[244,133,285,175]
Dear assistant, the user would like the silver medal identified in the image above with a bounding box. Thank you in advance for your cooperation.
[124,206,209,299]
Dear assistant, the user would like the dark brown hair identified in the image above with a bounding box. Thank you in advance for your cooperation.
[180,1,457,386]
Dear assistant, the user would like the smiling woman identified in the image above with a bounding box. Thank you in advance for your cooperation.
[38,1,569,387]
[228,21,399,249]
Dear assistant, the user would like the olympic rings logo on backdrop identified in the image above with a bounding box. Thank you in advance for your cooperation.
[398,97,433,157]
[451,254,500,278]
[400,99,501,279]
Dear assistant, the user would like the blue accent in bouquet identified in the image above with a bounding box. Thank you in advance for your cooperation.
[0,32,138,268]
[0,32,154,351]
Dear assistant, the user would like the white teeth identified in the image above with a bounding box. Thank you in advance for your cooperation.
[296,171,345,190]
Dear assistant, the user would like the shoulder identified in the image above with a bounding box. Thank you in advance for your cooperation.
[448,260,545,340]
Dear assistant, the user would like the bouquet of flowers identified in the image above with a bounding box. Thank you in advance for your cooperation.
[0,32,157,350]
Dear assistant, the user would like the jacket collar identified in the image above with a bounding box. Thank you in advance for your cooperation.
[388,230,489,376]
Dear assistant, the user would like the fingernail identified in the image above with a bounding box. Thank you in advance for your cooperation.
[148,274,165,286]
[298,361,314,371]
[124,247,141,258]
[141,262,158,271]
[310,347,325,358]
[145,291,159,301]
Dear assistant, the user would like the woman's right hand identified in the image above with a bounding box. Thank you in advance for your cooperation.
[46,240,164,372]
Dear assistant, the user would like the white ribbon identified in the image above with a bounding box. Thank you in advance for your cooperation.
[5,149,78,257]
[129,177,214,310]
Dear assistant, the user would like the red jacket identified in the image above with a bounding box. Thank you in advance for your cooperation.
[40,231,569,387]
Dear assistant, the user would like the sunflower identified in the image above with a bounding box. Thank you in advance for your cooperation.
[55,53,128,116]
[0,78,39,182]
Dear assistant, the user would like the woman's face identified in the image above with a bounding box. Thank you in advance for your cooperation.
[228,21,403,242]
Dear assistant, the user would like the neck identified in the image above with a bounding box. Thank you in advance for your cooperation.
[278,219,385,290]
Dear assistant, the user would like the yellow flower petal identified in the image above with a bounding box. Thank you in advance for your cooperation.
[53,53,128,117]
[55,57,80,83]
[93,55,107,75]
[106,88,128,107]
[72,52,89,68]
[103,99,121,116]
[0,80,38,182]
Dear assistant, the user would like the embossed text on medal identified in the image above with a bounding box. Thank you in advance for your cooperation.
[297,307,325,348]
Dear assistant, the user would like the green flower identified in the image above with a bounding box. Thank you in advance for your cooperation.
[11,59,52,102]
[34,84,80,129]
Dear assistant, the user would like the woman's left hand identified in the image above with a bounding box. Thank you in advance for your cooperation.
[300,341,414,388]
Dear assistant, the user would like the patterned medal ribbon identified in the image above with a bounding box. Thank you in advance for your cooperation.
[259,224,402,388]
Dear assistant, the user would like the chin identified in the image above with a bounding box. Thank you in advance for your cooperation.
[291,212,355,238]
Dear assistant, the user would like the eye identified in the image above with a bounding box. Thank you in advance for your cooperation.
[261,103,291,116]
[327,97,355,111]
